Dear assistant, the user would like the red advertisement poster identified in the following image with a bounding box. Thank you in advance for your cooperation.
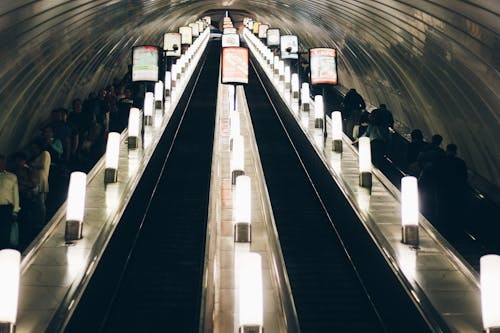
[222,47,248,84]
[310,48,338,85]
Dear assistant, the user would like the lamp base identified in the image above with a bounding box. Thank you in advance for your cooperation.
[234,223,251,243]
[314,118,323,129]
[172,80,176,89]
[155,101,163,112]
[273,69,279,76]
[332,139,343,153]
[104,168,118,184]
[293,92,299,99]
[239,325,263,333]
[232,170,245,185]
[128,136,138,149]
[486,328,500,333]
[65,220,83,242]
[302,103,310,112]
[285,83,291,90]
[144,115,153,126]
[0,322,14,333]
[402,225,419,247]
[279,75,285,82]
[359,172,372,189]
[165,89,171,98]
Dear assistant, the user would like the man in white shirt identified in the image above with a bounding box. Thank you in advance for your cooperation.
[0,154,20,248]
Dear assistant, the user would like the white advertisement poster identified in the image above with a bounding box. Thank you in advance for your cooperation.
[132,46,159,82]
[266,28,280,46]
[222,34,240,48]
[163,33,181,57]
[280,35,299,59]
[258,24,269,39]
[179,26,193,45]
[310,48,338,85]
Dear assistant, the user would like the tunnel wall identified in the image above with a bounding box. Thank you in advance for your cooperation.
[0,0,498,188]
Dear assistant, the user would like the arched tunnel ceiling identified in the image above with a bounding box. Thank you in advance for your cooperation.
[0,0,498,187]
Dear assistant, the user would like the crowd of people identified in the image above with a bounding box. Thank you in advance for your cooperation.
[0,76,137,250]
[344,88,468,230]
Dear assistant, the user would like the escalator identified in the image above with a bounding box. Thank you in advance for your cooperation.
[65,41,220,332]
[244,58,439,332]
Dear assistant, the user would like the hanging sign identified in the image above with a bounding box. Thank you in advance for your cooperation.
[179,26,193,45]
[222,34,240,48]
[266,28,280,47]
[310,48,338,85]
[132,46,159,82]
[164,33,182,57]
[280,35,299,59]
[222,47,249,84]
[224,27,237,35]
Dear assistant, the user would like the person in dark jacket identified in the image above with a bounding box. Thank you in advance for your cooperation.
[406,129,428,176]
[342,89,366,138]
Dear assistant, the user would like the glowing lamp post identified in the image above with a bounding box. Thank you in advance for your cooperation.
[154,81,164,112]
[401,176,419,246]
[237,252,263,333]
[105,132,121,183]
[128,107,140,149]
[358,137,372,188]
[284,65,291,91]
[65,172,87,241]
[301,83,310,112]
[234,175,252,242]
[278,60,285,83]
[314,95,324,129]
[171,64,177,89]
[0,250,20,333]
[291,73,299,100]
[231,135,245,185]
[143,92,154,126]
[331,111,343,153]
[273,56,279,77]
[481,255,500,333]
[164,71,172,98]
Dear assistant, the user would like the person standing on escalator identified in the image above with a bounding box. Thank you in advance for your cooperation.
[341,88,366,139]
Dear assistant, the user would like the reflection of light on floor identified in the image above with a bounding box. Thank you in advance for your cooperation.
[128,150,140,177]
[330,152,342,174]
[357,188,371,212]
[313,133,323,149]
[154,110,163,128]
[143,126,153,149]
[66,246,87,280]
[399,247,417,280]
[300,112,309,129]
[105,183,120,215]
[291,100,299,115]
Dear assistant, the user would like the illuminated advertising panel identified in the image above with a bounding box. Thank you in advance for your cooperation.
[197,20,204,33]
[280,35,299,59]
[222,47,248,84]
[179,26,193,45]
[266,28,280,46]
[189,22,200,37]
[224,27,237,35]
[252,22,261,35]
[222,34,240,48]
[132,46,159,82]
[310,48,338,85]
[258,24,269,39]
[163,33,182,57]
